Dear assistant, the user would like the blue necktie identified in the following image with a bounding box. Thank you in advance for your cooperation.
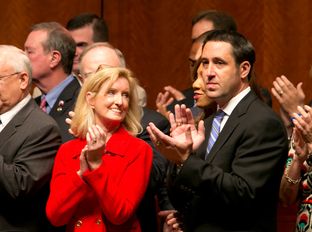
[205,110,225,159]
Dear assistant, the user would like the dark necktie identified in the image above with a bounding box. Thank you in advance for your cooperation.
[40,96,47,113]
[205,110,225,159]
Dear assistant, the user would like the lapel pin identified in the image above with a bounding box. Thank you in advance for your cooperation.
[57,100,64,112]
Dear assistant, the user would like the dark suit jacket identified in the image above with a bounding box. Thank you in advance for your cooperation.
[35,78,80,143]
[137,107,173,232]
[0,99,61,231]
[167,87,194,113]
[168,91,288,232]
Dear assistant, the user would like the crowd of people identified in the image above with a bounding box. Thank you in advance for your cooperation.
[0,9,311,232]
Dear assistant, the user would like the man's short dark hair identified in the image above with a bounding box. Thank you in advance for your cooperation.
[203,30,255,80]
[66,13,109,42]
[192,10,237,32]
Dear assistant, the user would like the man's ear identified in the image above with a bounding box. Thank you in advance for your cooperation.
[50,50,61,68]
[240,61,251,81]
[18,72,29,90]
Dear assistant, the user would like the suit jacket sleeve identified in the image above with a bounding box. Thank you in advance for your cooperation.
[45,142,89,226]
[0,119,61,199]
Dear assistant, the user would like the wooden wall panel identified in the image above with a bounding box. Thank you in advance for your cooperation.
[1,1,311,112]
[262,0,312,109]
[0,0,103,48]
[104,0,312,111]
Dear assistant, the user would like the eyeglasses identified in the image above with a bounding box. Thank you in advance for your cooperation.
[96,64,113,72]
[79,71,94,79]
[79,64,114,79]
[0,72,21,81]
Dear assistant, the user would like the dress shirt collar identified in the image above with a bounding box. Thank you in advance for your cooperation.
[220,86,251,116]
[0,94,31,132]
[44,75,74,113]
[217,87,250,130]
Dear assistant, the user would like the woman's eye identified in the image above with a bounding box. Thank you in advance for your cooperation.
[107,90,115,96]
[122,93,129,98]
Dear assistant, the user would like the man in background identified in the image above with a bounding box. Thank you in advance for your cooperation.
[66,12,109,79]
[24,22,79,142]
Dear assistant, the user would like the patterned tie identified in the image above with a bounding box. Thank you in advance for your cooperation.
[205,110,225,159]
[40,96,47,113]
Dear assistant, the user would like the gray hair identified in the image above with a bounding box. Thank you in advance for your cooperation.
[0,45,32,87]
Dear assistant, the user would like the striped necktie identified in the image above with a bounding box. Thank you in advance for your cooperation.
[205,110,225,159]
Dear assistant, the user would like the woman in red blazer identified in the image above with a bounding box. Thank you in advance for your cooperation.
[46,67,153,232]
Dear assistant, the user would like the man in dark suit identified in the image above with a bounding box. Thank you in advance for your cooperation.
[147,30,288,232]
[24,22,80,142]
[0,45,61,231]
[137,107,172,232]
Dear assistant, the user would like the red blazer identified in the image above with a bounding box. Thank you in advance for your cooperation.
[46,127,153,232]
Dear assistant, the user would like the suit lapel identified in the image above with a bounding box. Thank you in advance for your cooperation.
[0,99,34,148]
[205,91,258,162]
[49,78,80,117]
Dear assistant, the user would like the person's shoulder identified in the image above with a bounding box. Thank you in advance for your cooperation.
[245,96,284,128]
[122,128,152,149]
[59,77,81,98]
[182,87,194,98]
[56,138,84,159]
[142,107,169,127]
[23,99,57,125]
[60,138,84,149]
[111,128,153,160]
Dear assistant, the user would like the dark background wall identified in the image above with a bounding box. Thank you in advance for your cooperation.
[1,0,311,112]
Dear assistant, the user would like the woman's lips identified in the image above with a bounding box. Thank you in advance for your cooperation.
[193,93,203,100]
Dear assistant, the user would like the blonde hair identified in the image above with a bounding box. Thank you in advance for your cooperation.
[71,67,142,138]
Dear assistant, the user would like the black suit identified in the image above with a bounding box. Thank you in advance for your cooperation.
[137,107,173,232]
[167,87,194,113]
[36,78,80,143]
[168,91,288,232]
[0,99,61,231]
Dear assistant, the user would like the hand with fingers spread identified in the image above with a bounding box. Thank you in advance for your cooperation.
[164,86,186,101]
[147,104,205,164]
[292,127,309,162]
[85,125,106,170]
[169,104,205,150]
[156,91,173,120]
[155,86,187,119]
[271,75,305,115]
